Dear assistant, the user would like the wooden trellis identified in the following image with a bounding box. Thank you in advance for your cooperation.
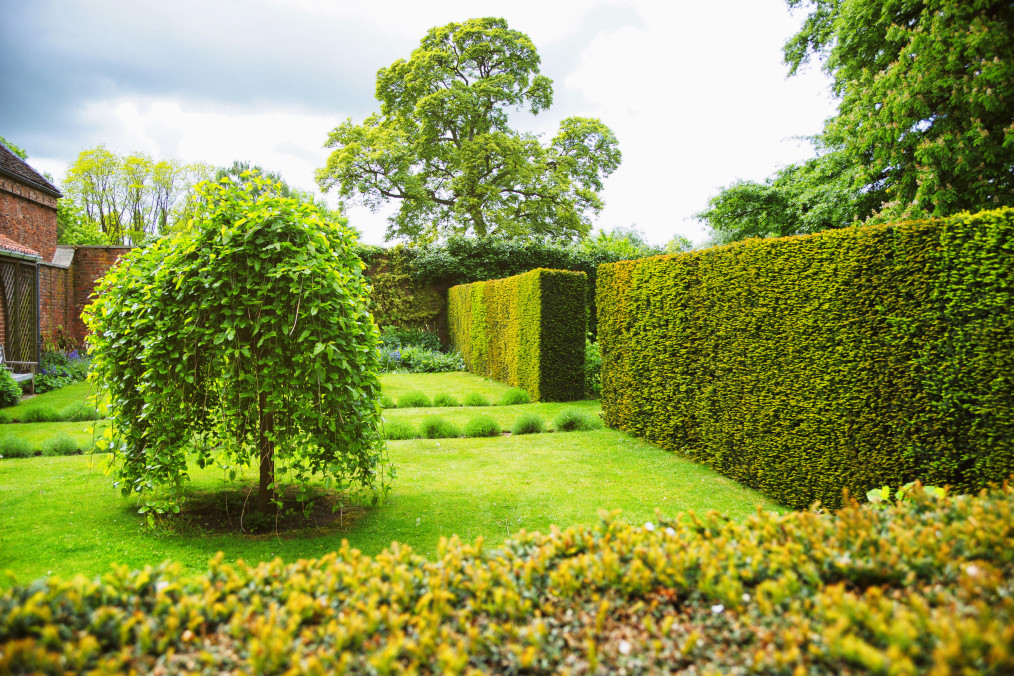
[0,255,39,370]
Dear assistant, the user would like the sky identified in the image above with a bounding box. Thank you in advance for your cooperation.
[0,0,838,247]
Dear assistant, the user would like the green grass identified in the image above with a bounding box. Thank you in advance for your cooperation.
[2,382,97,418]
[0,372,785,584]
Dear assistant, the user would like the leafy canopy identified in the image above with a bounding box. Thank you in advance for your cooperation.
[316,17,621,244]
[699,0,1014,243]
[84,174,388,517]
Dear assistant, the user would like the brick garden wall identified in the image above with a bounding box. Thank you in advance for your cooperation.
[0,178,57,263]
[39,263,74,347]
[68,246,131,344]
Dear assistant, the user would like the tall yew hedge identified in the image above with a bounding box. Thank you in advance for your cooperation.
[598,208,1014,509]
[448,268,585,401]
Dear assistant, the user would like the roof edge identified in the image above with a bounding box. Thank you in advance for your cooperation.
[0,165,63,199]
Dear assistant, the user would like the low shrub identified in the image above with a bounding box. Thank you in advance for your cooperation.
[379,326,443,352]
[382,420,416,441]
[1,488,1011,673]
[498,388,531,406]
[36,349,90,394]
[0,370,21,408]
[420,415,461,439]
[554,409,602,432]
[511,413,545,435]
[19,406,61,423]
[399,346,465,373]
[379,394,396,409]
[584,337,602,397]
[432,393,459,407]
[397,391,432,409]
[42,433,81,457]
[462,392,491,407]
[0,410,10,425]
[58,402,102,422]
[464,415,501,438]
[378,347,404,373]
[0,435,34,459]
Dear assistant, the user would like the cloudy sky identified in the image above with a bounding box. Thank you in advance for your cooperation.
[1,0,837,246]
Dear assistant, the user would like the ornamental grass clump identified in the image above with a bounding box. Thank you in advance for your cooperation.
[0,370,21,408]
[382,420,416,441]
[59,402,102,422]
[397,390,432,408]
[420,415,461,439]
[379,394,396,409]
[2,486,1011,673]
[19,406,61,423]
[554,408,602,432]
[462,392,491,407]
[464,414,500,438]
[511,412,545,435]
[42,433,80,457]
[498,387,531,406]
[84,173,389,518]
[0,435,33,459]
[432,393,459,407]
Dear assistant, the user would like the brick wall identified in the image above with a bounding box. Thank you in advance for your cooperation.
[69,246,131,344]
[0,178,57,263]
[39,263,73,347]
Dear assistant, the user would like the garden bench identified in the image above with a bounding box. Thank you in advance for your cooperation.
[0,345,36,394]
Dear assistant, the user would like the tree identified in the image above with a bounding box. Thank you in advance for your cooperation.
[316,17,621,244]
[84,175,387,518]
[0,136,28,160]
[62,146,212,245]
[699,0,1014,242]
[215,161,350,231]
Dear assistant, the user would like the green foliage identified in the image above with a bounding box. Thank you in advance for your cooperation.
[56,201,106,245]
[20,406,60,423]
[6,487,1011,672]
[58,403,102,422]
[0,411,10,424]
[0,371,21,408]
[0,435,33,459]
[0,136,28,159]
[432,393,459,407]
[379,324,443,352]
[379,394,396,409]
[83,174,388,516]
[42,433,81,457]
[419,415,461,439]
[36,350,90,394]
[368,247,445,330]
[463,392,491,407]
[448,268,585,401]
[785,0,1014,223]
[463,414,501,438]
[382,420,416,441]
[498,388,531,406]
[598,208,1014,509]
[553,409,602,432]
[866,481,946,507]
[510,412,545,435]
[316,18,621,244]
[584,338,602,398]
[397,391,432,409]
[398,346,466,374]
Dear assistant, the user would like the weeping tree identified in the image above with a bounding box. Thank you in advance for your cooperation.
[85,174,388,519]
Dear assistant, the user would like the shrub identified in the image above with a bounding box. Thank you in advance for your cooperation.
[59,403,102,422]
[554,409,602,432]
[0,410,10,425]
[464,415,501,438]
[448,268,586,401]
[398,346,465,373]
[462,392,491,407]
[382,420,416,441]
[510,413,545,435]
[498,388,531,406]
[42,433,81,457]
[380,326,443,352]
[20,406,61,423]
[0,370,21,408]
[379,394,396,409]
[584,338,602,397]
[35,350,90,394]
[1,488,1011,673]
[378,347,404,373]
[0,435,33,459]
[432,393,459,407]
[419,416,461,439]
[598,207,1014,509]
[397,391,432,408]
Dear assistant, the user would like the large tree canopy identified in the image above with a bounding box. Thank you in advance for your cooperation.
[85,175,387,518]
[316,17,621,244]
[699,0,1014,243]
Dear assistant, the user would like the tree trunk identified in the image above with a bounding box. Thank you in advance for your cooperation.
[257,389,275,513]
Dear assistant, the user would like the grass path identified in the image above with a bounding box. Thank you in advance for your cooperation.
[0,372,783,584]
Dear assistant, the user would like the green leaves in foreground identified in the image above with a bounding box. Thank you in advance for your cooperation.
[2,486,1012,673]
[84,173,389,516]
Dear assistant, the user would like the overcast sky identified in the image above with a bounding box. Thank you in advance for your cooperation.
[1,0,837,246]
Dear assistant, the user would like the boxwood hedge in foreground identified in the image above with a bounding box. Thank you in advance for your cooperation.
[2,486,1012,674]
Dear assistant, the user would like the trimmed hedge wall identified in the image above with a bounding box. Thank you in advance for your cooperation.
[3,488,1013,673]
[448,268,585,401]
[598,208,1014,509]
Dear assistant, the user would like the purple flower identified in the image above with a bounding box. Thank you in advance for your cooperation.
[68,350,80,359]
[392,350,401,361]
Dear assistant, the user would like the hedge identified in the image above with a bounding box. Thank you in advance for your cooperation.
[448,268,585,401]
[598,208,1014,509]
[2,486,1012,673]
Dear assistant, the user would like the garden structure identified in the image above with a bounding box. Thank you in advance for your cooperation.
[0,142,130,362]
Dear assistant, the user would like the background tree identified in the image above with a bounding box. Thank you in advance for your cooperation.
[85,175,387,518]
[0,136,28,160]
[62,146,212,245]
[317,17,621,244]
[699,0,1014,242]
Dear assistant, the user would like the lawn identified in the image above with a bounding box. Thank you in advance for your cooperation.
[0,372,784,585]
